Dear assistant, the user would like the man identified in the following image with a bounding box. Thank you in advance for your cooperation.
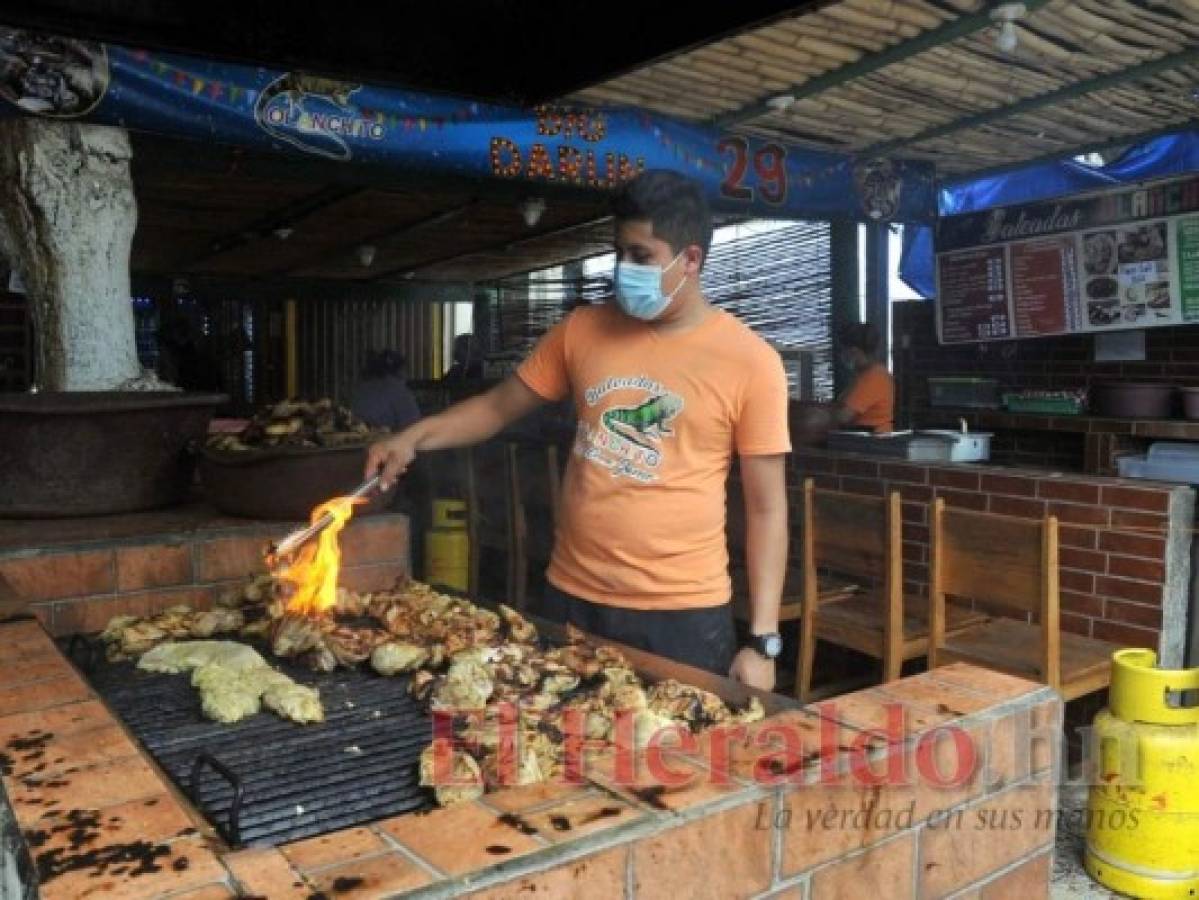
[366,170,790,691]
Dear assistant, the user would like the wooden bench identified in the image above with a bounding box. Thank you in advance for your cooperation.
[929,499,1120,701]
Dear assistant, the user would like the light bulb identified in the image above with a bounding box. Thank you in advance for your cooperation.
[997,20,1018,53]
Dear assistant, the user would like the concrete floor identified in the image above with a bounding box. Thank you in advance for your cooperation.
[1052,784,1120,899]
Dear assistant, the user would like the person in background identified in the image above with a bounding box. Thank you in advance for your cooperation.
[799,323,894,437]
[445,334,484,380]
[351,350,421,431]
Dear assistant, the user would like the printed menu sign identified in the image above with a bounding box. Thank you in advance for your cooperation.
[938,246,1010,342]
[1009,237,1077,336]
[1177,216,1199,322]
[935,173,1199,344]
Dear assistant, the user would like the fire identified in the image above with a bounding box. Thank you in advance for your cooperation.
[275,496,362,617]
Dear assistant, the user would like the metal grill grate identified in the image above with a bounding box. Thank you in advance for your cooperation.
[71,640,435,849]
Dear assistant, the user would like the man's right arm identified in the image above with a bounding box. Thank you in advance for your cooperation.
[365,376,546,488]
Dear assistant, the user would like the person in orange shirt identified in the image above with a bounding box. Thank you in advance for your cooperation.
[835,323,894,433]
[367,170,790,690]
[798,323,895,437]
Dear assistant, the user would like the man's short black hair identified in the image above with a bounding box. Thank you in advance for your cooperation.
[838,323,881,355]
[611,169,713,265]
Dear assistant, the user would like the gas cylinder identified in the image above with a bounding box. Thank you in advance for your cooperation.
[1085,648,1199,898]
[423,499,469,592]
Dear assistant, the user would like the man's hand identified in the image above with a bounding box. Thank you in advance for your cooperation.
[365,430,420,490]
[729,647,775,692]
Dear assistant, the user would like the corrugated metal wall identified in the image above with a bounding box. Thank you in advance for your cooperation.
[296,297,442,403]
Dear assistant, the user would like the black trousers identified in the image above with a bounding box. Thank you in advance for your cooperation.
[540,583,737,676]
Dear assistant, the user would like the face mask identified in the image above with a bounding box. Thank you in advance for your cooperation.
[614,252,686,321]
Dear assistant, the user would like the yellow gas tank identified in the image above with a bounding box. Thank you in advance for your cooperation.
[1085,648,1199,898]
[423,499,469,592]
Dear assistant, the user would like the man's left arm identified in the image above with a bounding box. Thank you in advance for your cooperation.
[729,453,788,691]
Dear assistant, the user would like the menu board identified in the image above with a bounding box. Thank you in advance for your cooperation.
[935,173,1199,343]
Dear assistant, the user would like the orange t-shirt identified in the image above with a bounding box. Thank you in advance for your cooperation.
[517,304,791,610]
[842,363,895,433]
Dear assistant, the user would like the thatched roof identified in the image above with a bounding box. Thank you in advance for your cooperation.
[572,0,1199,176]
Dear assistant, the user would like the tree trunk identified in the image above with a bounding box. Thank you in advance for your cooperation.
[0,119,140,391]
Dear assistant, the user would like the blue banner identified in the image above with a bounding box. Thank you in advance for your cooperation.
[0,26,935,223]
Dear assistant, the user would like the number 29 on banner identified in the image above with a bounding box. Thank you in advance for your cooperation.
[717,137,787,205]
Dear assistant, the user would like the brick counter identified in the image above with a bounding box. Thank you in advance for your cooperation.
[0,504,410,637]
[0,619,1060,899]
[791,449,1194,667]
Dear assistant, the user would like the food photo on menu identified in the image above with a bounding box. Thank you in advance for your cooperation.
[1080,222,1174,328]
[1117,221,1167,264]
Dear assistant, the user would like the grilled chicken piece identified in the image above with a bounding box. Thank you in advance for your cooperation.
[324,624,387,668]
[189,608,245,638]
[371,642,430,676]
[432,656,493,709]
[419,745,484,806]
[499,604,537,643]
[270,614,327,658]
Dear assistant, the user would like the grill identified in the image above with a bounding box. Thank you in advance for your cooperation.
[65,637,435,849]
[61,612,798,853]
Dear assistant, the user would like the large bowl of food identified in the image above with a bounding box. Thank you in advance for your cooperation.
[200,399,397,520]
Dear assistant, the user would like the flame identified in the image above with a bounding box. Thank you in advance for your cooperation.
[275,496,363,617]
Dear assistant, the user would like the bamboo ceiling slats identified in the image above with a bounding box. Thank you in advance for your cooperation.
[571,0,1199,177]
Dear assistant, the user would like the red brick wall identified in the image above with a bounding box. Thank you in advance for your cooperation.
[791,449,1189,655]
[893,301,1199,467]
[0,514,410,637]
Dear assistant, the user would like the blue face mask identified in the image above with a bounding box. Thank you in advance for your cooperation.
[614,252,686,321]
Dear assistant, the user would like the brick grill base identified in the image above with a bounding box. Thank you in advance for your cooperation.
[0,620,1060,899]
[0,504,411,637]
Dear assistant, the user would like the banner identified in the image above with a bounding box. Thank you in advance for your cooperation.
[0,26,935,223]
[935,173,1199,343]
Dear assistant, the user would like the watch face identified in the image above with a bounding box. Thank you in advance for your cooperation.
[761,635,783,658]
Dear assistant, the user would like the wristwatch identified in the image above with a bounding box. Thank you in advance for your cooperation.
[747,633,783,660]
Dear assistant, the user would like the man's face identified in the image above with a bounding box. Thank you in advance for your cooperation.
[613,219,702,318]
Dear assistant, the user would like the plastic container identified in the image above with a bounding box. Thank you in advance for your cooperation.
[1002,393,1087,415]
[1116,442,1199,484]
[1092,383,1174,419]
[916,430,992,462]
[928,377,1000,409]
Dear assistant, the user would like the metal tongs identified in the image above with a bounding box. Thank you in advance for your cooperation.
[267,474,381,564]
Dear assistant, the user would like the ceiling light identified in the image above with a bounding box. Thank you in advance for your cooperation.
[356,244,377,268]
[991,3,1026,54]
[520,197,546,228]
[273,227,294,240]
[766,94,796,113]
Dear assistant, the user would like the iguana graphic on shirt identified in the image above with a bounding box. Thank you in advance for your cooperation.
[601,392,684,451]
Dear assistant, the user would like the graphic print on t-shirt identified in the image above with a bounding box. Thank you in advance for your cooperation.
[575,375,684,483]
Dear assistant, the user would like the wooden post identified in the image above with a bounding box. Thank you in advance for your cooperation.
[285,299,298,398]
[882,490,904,683]
[797,479,819,702]
[829,220,860,396]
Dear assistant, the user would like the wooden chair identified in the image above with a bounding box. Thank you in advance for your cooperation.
[929,500,1119,700]
[797,479,988,702]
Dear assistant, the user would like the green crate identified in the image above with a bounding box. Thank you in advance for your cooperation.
[1001,394,1086,415]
